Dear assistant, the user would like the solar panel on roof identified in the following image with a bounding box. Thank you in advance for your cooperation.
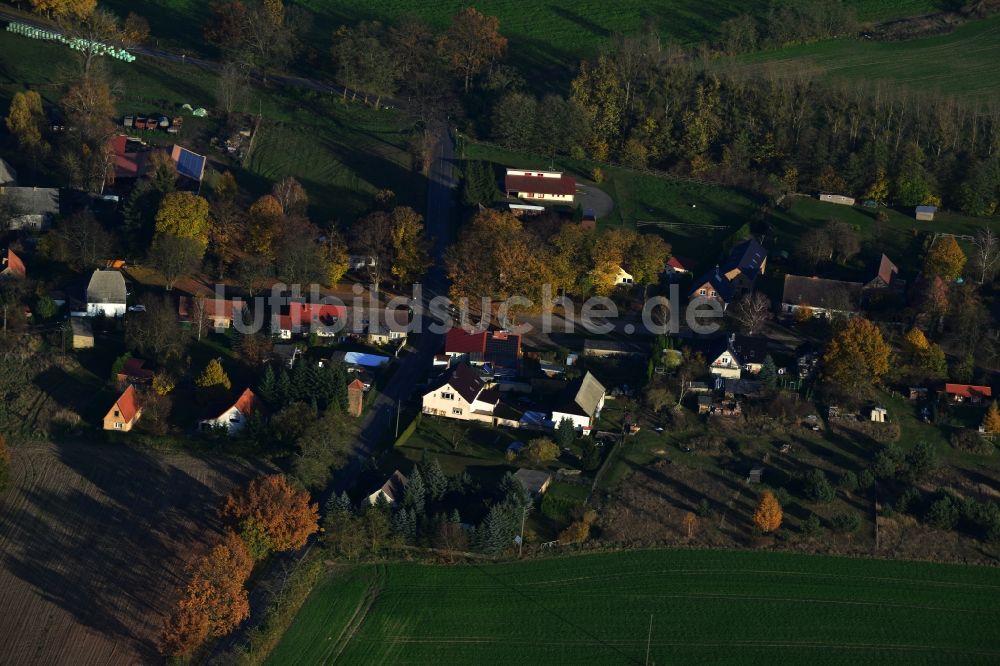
[175,148,205,181]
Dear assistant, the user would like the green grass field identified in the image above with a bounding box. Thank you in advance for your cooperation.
[744,14,1000,103]
[268,549,1000,665]
[93,1,945,85]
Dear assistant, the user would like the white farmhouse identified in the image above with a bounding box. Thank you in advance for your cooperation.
[199,388,260,435]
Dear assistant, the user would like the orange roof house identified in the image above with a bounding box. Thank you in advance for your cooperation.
[103,385,141,432]
[1,248,26,279]
[943,384,993,403]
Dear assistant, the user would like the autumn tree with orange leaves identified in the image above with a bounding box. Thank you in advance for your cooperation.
[439,7,507,93]
[753,490,783,533]
[160,530,253,658]
[221,474,319,560]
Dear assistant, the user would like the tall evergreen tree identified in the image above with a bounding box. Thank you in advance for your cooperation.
[422,457,448,502]
[404,466,426,516]
[275,369,292,408]
[758,355,778,389]
[258,365,277,407]
[556,418,577,449]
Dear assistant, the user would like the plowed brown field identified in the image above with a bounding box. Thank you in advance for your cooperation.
[0,441,271,665]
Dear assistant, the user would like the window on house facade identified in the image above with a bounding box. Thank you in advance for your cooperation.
[115,422,122,429]
[710,291,717,297]
[441,391,455,400]
[114,410,120,417]
[452,407,463,415]
[699,289,707,296]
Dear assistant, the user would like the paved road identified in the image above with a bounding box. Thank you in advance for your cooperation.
[328,127,455,492]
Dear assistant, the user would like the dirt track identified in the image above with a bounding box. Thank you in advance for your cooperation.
[0,440,271,665]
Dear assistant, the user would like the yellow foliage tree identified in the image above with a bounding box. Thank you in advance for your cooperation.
[523,438,559,464]
[823,318,891,396]
[923,236,967,282]
[152,373,175,396]
[683,511,697,539]
[324,231,350,287]
[6,91,46,150]
[247,194,283,258]
[558,509,597,544]
[195,359,231,391]
[30,0,96,20]
[389,206,432,285]
[753,490,782,533]
[155,192,210,248]
[983,402,1000,434]
[865,168,889,204]
[589,228,635,296]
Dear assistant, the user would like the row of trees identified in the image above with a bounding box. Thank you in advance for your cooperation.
[445,209,671,313]
[486,37,1000,215]
[160,474,318,658]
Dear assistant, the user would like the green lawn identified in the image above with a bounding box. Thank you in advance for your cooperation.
[94,1,943,82]
[743,14,1000,103]
[268,549,1000,665]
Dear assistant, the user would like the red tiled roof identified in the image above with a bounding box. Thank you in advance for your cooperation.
[288,301,346,325]
[4,249,26,278]
[666,256,696,271]
[110,134,148,179]
[120,357,154,379]
[347,378,365,390]
[114,385,139,423]
[232,388,259,417]
[445,328,488,354]
[505,173,576,196]
[944,384,992,399]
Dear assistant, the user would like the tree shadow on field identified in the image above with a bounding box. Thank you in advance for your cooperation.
[1,441,265,661]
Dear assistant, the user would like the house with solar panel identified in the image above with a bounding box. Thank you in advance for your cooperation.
[170,145,207,193]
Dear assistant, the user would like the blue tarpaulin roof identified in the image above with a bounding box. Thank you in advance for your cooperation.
[172,146,205,182]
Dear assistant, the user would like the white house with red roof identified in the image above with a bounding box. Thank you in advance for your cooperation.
[276,301,348,338]
[504,168,576,204]
[200,388,260,434]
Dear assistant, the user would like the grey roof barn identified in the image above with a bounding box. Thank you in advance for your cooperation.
[2,186,59,230]
[555,371,606,418]
[0,158,17,185]
[86,270,127,305]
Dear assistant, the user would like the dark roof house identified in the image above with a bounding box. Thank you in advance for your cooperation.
[430,362,488,404]
[781,275,863,316]
[722,238,767,281]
